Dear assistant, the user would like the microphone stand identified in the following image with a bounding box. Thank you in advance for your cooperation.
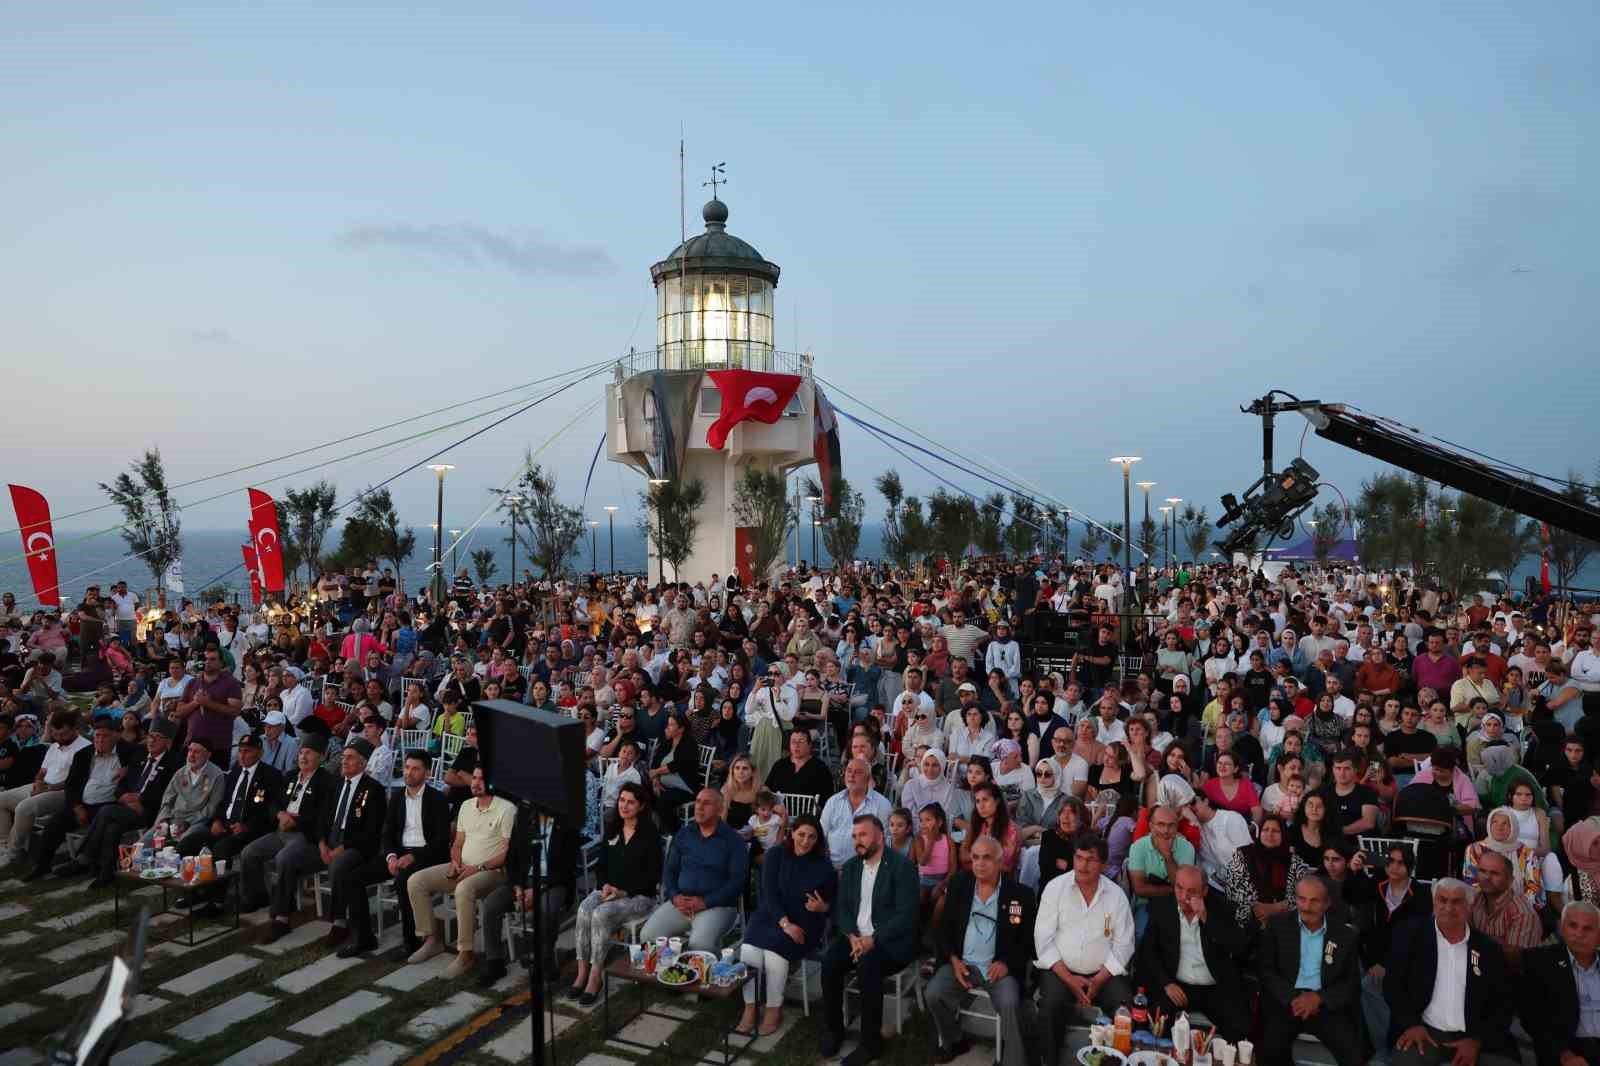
[520,801,553,1066]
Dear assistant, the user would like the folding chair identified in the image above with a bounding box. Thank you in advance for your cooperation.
[775,792,819,819]
[842,961,922,1034]
[959,987,1005,1063]
[399,675,430,700]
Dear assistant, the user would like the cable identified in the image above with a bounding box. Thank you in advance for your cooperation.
[848,415,1045,532]
[0,357,617,538]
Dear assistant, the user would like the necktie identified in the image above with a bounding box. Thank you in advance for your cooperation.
[139,758,157,792]
[228,769,251,822]
[330,780,353,845]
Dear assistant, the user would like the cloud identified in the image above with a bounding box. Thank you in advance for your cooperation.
[337,223,616,278]
[183,328,236,345]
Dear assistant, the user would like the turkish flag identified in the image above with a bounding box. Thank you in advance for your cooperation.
[246,488,285,593]
[705,370,803,450]
[9,485,60,607]
[241,544,263,605]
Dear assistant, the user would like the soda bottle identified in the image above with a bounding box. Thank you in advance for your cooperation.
[1132,985,1150,1029]
[1113,1005,1133,1055]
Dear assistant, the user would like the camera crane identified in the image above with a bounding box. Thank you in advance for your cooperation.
[1215,391,1600,555]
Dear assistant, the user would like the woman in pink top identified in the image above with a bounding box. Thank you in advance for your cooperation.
[1202,750,1263,822]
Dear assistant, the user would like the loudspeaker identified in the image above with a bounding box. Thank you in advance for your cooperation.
[472,700,585,821]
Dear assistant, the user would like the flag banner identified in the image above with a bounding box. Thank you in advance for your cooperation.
[622,371,700,481]
[247,488,285,592]
[1540,523,1552,595]
[241,545,262,605]
[811,381,842,508]
[704,369,802,450]
[164,559,185,595]
[8,484,60,607]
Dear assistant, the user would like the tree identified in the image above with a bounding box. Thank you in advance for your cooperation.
[333,487,416,573]
[875,470,910,569]
[972,492,1007,557]
[1354,473,1429,570]
[1004,495,1040,559]
[1310,502,1347,564]
[900,498,932,569]
[1106,522,1126,564]
[733,465,797,580]
[1178,505,1213,563]
[809,475,865,567]
[639,477,705,582]
[927,490,977,564]
[101,449,183,591]
[1429,492,1536,598]
[1547,476,1600,593]
[470,548,499,586]
[503,456,585,578]
[281,481,338,585]
[1137,516,1159,562]
[1079,523,1105,561]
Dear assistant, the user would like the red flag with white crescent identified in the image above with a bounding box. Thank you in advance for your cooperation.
[246,488,285,593]
[9,485,60,607]
[241,544,263,605]
[1540,523,1552,595]
[704,369,803,450]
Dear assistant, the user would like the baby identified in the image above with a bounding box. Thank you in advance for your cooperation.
[745,789,783,849]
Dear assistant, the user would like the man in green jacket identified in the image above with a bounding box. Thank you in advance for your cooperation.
[819,812,920,1065]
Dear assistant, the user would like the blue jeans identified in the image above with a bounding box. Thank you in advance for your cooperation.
[1361,969,1391,1063]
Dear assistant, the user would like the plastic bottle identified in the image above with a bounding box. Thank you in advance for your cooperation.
[1171,1011,1192,1065]
[1132,986,1150,1029]
[1112,1005,1133,1055]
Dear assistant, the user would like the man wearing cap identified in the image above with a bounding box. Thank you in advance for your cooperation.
[240,732,334,919]
[177,731,284,911]
[23,716,137,881]
[315,736,388,955]
[940,681,981,739]
[259,710,299,774]
[58,717,182,885]
[147,739,226,850]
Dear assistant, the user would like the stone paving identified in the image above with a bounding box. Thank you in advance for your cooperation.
[0,865,1463,1066]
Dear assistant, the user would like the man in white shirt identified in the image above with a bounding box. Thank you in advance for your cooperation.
[0,709,90,865]
[109,580,139,647]
[1188,792,1252,888]
[1034,834,1135,1066]
[820,760,893,868]
[1386,877,1517,1066]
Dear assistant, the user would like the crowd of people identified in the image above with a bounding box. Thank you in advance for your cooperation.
[2,557,1600,1066]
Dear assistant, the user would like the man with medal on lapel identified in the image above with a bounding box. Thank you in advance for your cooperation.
[178,731,283,915]
[240,732,334,936]
[319,735,388,957]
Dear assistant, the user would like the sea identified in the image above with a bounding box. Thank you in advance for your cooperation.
[0,524,1588,607]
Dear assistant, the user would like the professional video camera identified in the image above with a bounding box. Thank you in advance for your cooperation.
[1215,457,1321,552]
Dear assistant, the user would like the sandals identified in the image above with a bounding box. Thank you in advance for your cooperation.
[758,1007,784,1036]
[733,1006,759,1036]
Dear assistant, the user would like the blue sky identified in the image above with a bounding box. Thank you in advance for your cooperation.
[4,1,1597,546]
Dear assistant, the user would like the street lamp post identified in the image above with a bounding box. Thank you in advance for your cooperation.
[1164,497,1182,567]
[588,520,600,573]
[448,529,461,583]
[806,495,821,568]
[426,464,454,603]
[1109,457,1141,639]
[503,494,523,587]
[649,479,670,585]
[1136,480,1155,599]
[1158,506,1172,573]
[603,506,618,574]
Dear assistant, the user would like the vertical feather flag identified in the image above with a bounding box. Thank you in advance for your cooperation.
[246,488,285,593]
[8,485,60,606]
[241,545,263,605]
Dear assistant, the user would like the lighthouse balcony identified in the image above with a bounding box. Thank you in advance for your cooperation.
[613,344,809,378]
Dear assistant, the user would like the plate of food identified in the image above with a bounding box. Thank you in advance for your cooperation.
[1076,1049,1127,1066]
[141,866,180,880]
[656,950,717,988]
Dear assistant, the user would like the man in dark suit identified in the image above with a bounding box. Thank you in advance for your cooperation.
[59,718,182,886]
[1137,864,1251,1042]
[925,835,1036,1066]
[179,732,283,914]
[480,803,580,986]
[1385,877,1518,1066]
[1521,900,1600,1066]
[1259,874,1365,1066]
[381,748,452,961]
[242,732,335,938]
[314,736,388,957]
[819,812,920,1066]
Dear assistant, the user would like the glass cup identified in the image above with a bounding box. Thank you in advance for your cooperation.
[628,943,645,969]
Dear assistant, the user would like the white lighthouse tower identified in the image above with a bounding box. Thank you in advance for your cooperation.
[606,194,817,585]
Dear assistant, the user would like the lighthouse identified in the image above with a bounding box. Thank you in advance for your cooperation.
[606,194,819,585]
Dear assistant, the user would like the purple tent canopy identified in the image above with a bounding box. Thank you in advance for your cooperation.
[1263,536,1360,562]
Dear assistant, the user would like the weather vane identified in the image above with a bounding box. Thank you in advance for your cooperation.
[703,161,726,199]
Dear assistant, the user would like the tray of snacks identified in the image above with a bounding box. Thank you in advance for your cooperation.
[656,950,717,988]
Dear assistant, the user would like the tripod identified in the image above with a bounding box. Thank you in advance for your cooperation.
[518,804,558,1066]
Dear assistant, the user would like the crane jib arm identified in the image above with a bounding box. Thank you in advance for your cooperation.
[1309,404,1600,541]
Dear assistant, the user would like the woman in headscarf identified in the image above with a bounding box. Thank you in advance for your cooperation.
[901,748,958,816]
[1476,741,1545,812]
[1221,813,1314,929]
[1017,757,1067,845]
[1462,807,1553,911]
[1465,713,1521,777]
[898,690,943,754]
[1129,774,1204,849]
[1563,817,1600,904]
